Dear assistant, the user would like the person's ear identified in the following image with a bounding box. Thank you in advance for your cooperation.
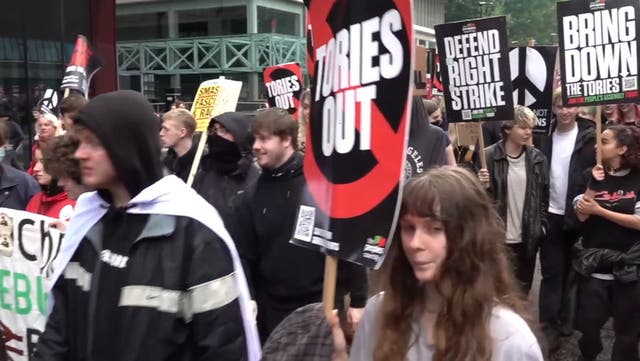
[618,145,628,156]
[281,135,292,148]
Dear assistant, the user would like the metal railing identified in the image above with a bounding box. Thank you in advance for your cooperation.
[117,33,307,75]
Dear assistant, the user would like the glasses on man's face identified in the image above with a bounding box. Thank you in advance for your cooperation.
[211,124,229,137]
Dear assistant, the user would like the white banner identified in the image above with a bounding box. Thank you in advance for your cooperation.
[0,208,64,361]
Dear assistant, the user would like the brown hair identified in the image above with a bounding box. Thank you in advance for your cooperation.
[606,124,640,169]
[374,166,529,361]
[42,135,81,184]
[60,93,87,117]
[162,108,196,137]
[423,99,439,116]
[252,107,298,150]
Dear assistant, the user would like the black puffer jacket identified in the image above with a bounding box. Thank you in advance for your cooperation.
[573,239,640,283]
[484,141,550,259]
[194,112,260,224]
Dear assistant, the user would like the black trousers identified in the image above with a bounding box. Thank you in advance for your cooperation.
[539,212,577,340]
[506,242,536,295]
[575,276,640,361]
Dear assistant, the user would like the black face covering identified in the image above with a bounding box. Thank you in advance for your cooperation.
[207,133,242,174]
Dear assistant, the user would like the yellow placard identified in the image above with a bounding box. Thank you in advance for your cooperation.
[191,79,243,132]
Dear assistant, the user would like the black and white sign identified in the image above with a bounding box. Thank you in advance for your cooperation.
[38,89,59,116]
[295,0,413,268]
[557,0,640,106]
[435,16,514,122]
[510,46,557,134]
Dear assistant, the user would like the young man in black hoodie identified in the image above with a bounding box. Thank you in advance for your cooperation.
[232,107,368,342]
[194,111,260,224]
[35,90,261,361]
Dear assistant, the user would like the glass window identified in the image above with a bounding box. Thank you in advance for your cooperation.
[257,6,301,36]
[117,12,168,41]
[177,7,247,38]
[0,0,92,167]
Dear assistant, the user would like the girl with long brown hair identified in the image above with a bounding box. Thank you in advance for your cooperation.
[339,166,542,361]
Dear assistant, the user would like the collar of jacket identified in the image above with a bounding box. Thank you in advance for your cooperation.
[262,151,303,179]
[0,164,22,190]
[549,117,595,147]
[85,213,176,252]
[49,174,262,360]
[490,141,542,163]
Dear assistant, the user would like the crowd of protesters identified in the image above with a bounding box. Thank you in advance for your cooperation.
[0,81,638,361]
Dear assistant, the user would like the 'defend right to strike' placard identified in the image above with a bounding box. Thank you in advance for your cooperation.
[557,0,639,106]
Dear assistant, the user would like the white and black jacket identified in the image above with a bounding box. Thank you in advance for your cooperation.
[35,175,261,361]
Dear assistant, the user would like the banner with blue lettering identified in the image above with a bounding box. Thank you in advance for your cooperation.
[0,209,65,361]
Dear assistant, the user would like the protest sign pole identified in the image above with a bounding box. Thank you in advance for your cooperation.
[322,255,338,319]
[186,77,243,187]
[477,121,487,169]
[595,106,602,165]
[186,130,208,187]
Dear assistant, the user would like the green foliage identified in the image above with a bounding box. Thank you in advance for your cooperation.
[444,0,559,46]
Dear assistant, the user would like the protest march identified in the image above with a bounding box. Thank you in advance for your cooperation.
[1,0,640,360]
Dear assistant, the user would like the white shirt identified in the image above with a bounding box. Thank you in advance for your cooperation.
[506,152,527,243]
[350,293,543,361]
[548,125,578,215]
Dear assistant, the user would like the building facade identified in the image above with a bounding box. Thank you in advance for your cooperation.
[116,0,306,108]
[0,0,117,158]
[116,0,445,107]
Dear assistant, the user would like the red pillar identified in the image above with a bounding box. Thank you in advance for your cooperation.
[90,0,117,95]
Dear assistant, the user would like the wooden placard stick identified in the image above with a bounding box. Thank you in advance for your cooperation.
[323,255,338,319]
[477,121,487,169]
[595,105,602,165]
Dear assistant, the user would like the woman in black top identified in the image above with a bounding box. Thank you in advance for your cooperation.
[574,125,640,361]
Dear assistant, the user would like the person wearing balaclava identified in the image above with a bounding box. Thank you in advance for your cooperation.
[34,90,261,361]
[194,112,260,224]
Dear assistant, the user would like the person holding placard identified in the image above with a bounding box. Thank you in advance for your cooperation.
[331,166,543,361]
[536,88,596,350]
[572,124,640,361]
[232,107,368,342]
[477,105,549,295]
[194,112,260,227]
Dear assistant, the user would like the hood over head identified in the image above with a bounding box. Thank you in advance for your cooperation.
[201,112,256,177]
[73,90,163,200]
[209,112,255,153]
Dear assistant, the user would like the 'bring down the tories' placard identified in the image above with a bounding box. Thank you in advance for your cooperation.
[557,0,639,106]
